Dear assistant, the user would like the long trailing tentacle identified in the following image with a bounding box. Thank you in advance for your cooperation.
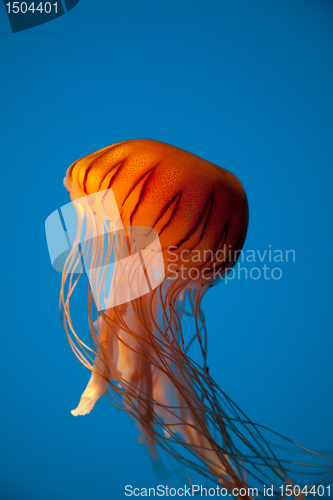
[60,204,333,499]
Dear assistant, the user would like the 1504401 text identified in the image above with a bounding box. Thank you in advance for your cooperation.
[5,2,59,14]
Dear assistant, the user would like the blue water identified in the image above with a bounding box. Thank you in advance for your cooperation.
[1,1,333,498]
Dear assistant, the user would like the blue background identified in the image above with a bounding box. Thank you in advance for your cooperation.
[1,0,333,498]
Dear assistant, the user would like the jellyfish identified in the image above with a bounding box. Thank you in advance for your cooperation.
[59,139,332,496]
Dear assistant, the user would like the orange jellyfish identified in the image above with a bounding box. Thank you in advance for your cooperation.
[59,139,332,496]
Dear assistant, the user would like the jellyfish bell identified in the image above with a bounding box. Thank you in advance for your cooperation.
[59,139,332,496]
[64,139,248,280]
